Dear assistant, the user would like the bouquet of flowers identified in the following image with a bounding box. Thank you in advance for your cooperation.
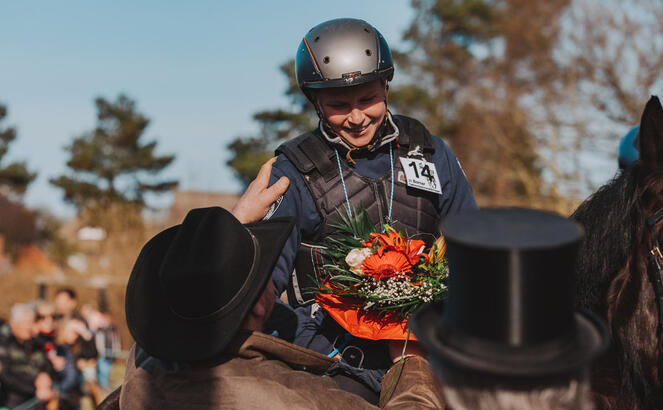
[311,208,448,340]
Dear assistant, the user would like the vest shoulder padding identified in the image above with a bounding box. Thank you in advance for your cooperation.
[275,132,336,179]
[393,115,435,152]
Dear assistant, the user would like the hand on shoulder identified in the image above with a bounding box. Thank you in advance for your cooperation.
[232,157,290,224]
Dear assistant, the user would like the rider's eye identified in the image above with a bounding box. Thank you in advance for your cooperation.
[359,95,377,104]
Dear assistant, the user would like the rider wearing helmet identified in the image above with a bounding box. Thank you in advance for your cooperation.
[618,125,640,169]
[265,18,477,402]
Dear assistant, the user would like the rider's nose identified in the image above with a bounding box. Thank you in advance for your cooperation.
[348,108,364,125]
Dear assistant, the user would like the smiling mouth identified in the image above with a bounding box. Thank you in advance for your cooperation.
[347,125,369,136]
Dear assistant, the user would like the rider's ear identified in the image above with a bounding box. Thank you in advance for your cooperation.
[638,96,663,171]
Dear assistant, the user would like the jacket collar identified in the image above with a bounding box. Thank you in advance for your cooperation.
[228,330,337,374]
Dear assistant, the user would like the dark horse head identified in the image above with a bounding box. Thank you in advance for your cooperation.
[573,96,663,409]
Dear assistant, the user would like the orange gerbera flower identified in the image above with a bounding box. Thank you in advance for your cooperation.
[361,251,412,280]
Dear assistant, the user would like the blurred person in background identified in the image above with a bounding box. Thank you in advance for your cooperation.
[0,302,56,409]
[57,318,101,406]
[34,300,80,409]
[81,304,121,390]
[34,301,56,345]
[96,311,120,389]
[54,288,85,323]
[618,125,639,170]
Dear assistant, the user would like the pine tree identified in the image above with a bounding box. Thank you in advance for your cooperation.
[0,103,36,197]
[51,95,178,213]
[391,0,499,137]
[0,102,39,257]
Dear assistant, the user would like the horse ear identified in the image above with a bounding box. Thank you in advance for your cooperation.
[638,96,663,170]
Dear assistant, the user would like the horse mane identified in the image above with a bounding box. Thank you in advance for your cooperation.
[571,165,644,314]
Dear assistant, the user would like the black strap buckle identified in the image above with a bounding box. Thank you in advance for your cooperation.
[287,243,328,307]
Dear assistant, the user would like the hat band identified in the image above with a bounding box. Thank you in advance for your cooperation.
[167,229,261,321]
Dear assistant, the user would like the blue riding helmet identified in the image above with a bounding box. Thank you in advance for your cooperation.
[618,125,640,169]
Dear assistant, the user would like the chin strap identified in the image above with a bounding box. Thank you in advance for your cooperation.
[318,112,399,161]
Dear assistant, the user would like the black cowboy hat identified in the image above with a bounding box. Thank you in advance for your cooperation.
[125,207,294,362]
[409,208,609,377]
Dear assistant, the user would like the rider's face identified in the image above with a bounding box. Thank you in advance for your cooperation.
[314,80,387,147]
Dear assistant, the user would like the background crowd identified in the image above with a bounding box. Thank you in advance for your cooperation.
[0,288,120,409]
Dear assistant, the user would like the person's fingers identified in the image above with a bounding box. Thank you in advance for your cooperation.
[263,176,290,202]
[253,157,278,189]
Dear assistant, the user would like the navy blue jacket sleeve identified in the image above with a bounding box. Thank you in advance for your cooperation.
[432,136,478,215]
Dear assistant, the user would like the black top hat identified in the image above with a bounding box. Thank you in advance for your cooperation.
[125,207,294,362]
[409,208,609,377]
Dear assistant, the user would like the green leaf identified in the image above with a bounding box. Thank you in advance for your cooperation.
[328,274,362,283]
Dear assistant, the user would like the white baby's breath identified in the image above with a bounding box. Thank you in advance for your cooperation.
[357,274,447,310]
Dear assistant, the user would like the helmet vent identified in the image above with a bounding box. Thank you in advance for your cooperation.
[323,56,330,64]
[363,28,370,33]
[314,36,320,42]
[365,49,372,56]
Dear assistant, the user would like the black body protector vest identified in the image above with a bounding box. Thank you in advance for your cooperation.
[276,115,441,307]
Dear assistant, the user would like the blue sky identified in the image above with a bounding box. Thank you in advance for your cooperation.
[0,1,415,217]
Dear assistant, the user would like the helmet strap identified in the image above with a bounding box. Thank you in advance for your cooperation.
[384,80,390,116]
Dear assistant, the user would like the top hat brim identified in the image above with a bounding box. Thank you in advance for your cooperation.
[409,301,609,378]
[125,217,294,362]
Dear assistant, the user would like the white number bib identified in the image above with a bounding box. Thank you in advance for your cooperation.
[398,157,442,195]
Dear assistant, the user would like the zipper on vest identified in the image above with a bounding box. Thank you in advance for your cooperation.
[373,181,387,224]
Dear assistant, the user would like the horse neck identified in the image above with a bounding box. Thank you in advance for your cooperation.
[606,250,662,409]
